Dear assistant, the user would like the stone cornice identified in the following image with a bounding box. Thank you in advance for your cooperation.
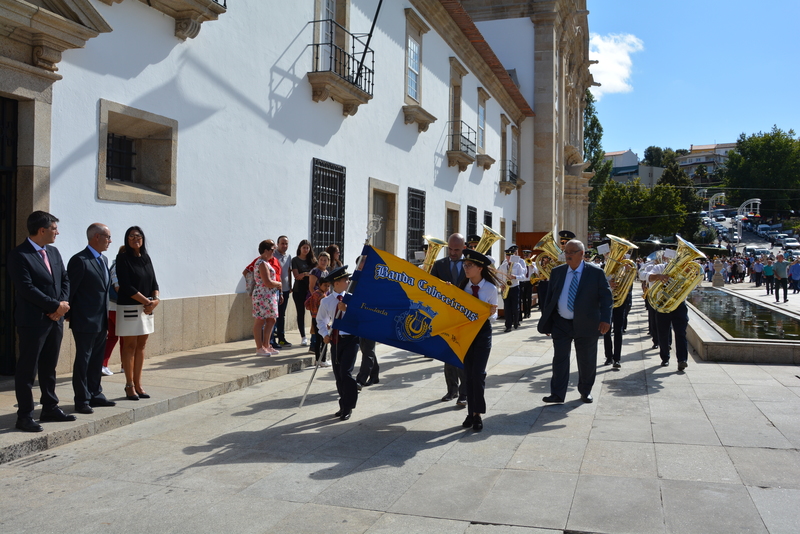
[99,0,226,40]
[403,104,437,133]
[0,0,111,74]
[476,153,495,170]
[410,0,533,125]
[308,70,372,116]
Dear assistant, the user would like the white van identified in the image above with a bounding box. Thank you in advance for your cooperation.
[757,224,771,236]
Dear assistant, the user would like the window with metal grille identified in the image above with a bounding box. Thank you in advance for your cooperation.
[484,210,492,229]
[406,188,425,262]
[106,134,136,182]
[311,158,346,257]
[467,206,477,237]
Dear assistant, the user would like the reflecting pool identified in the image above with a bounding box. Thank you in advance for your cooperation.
[689,287,800,340]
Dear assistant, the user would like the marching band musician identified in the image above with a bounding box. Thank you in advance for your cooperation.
[458,249,499,432]
[499,248,527,332]
[317,265,360,421]
[602,260,633,368]
[521,249,536,316]
[648,259,689,371]
[639,257,661,350]
[466,234,481,251]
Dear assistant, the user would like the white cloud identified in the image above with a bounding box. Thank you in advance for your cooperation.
[589,33,644,100]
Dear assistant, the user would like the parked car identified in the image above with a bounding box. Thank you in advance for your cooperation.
[782,238,800,250]
[766,230,781,243]
[753,248,771,258]
[715,215,726,222]
[772,233,788,245]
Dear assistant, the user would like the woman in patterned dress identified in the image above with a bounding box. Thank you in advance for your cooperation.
[253,240,282,356]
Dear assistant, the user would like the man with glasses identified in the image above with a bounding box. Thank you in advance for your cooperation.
[7,211,74,432]
[430,233,468,407]
[67,223,117,414]
[538,239,612,403]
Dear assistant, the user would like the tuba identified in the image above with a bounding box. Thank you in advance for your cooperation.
[474,223,503,255]
[647,236,706,313]
[533,231,564,280]
[603,234,639,308]
[421,235,447,273]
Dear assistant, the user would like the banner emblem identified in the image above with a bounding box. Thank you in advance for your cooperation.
[395,300,437,342]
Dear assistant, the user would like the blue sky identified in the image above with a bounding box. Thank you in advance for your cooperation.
[587,0,800,159]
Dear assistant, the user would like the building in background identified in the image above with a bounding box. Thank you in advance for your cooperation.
[604,150,664,188]
[0,0,589,372]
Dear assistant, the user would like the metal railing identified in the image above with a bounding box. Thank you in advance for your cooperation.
[501,160,518,185]
[310,19,374,96]
[448,120,476,158]
[211,0,226,7]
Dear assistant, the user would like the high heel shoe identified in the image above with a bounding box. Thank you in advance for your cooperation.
[125,384,139,401]
[135,388,150,399]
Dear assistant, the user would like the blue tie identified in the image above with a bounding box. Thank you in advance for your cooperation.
[567,270,579,312]
[97,256,108,283]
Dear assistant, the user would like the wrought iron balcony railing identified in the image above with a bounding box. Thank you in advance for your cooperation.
[501,160,518,185]
[310,19,374,97]
[448,120,476,158]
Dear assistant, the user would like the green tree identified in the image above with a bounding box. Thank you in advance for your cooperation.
[694,163,708,184]
[583,90,613,228]
[593,179,686,240]
[642,146,663,167]
[724,126,800,216]
[658,163,702,236]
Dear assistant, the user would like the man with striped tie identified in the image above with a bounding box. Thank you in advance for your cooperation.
[537,239,612,404]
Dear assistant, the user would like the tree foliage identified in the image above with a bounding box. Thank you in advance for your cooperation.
[657,163,703,237]
[642,146,663,167]
[593,178,686,240]
[723,126,800,216]
[583,90,613,228]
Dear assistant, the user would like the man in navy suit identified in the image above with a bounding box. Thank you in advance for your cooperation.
[538,239,612,403]
[68,223,116,414]
[7,211,73,432]
[429,233,468,406]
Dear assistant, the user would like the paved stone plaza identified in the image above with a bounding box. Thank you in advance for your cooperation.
[1,288,799,533]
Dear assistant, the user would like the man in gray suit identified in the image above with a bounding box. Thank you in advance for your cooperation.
[68,223,116,414]
[538,239,612,403]
[429,233,468,406]
[7,211,73,432]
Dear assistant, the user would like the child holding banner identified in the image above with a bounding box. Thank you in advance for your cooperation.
[459,249,499,431]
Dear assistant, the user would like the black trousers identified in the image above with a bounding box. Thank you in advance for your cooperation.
[775,278,788,301]
[16,322,63,418]
[754,271,762,287]
[520,281,533,318]
[291,289,308,338]
[464,320,492,415]
[603,305,626,362]
[656,302,688,363]
[504,285,520,329]
[275,290,290,341]
[765,275,774,294]
[444,363,467,400]
[72,330,108,406]
[550,314,598,400]
[356,337,379,385]
[331,335,360,411]
[645,298,659,344]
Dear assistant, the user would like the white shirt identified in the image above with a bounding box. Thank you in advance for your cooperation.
[464,278,498,322]
[557,261,584,320]
[316,290,351,338]
[499,259,527,287]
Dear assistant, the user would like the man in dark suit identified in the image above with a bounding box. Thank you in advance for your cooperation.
[68,223,116,414]
[7,211,74,432]
[430,233,468,406]
[538,239,612,403]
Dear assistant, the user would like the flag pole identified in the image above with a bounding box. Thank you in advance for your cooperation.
[299,343,326,408]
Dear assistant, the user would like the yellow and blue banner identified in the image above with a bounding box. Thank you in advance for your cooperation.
[334,245,492,368]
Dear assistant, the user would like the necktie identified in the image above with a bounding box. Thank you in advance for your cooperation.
[567,270,579,312]
[39,249,52,275]
[451,260,460,282]
[471,284,480,297]
[97,256,108,283]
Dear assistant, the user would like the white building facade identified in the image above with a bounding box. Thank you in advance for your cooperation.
[0,0,540,372]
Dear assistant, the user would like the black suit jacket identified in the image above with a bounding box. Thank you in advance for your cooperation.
[67,247,110,333]
[430,257,466,286]
[538,261,612,336]
[7,239,69,327]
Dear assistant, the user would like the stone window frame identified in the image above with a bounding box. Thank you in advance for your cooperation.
[445,200,461,237]
[368,177,398,255]
[97,99,178,206]
[401,8,436,133]
[476,87,490,153]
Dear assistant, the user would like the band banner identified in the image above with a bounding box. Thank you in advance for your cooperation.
[334,245,492,368]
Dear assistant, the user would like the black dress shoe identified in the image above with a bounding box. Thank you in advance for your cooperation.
[542,395,564,403]
[613,360,621,368]
[340,409,352,421]
[39,407,77,422]
[651,344,659,350]
[356,382,363,392]
[660,360,670,367]
[16,418,43,432]
[603,358,612,365]
[678,361,688,371]
[462,414,474,428]
[455,398,467,408]
[75,404,94,414]
[504,327,511,332]
[472,415,483,431]
[581,394,594,403]
[89,398,117,408]
[441,394,456,402]
[334,410,343,417]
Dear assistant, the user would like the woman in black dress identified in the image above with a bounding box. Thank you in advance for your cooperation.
[291,239,317,346]
[115,226,159,400]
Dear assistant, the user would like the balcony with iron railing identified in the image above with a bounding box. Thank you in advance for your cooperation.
[499,160,518,194]
[308,19,374,117]
[446,120,476,172]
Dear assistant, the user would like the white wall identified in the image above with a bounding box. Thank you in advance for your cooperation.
[473,18,535,107]
[49,0,521,299]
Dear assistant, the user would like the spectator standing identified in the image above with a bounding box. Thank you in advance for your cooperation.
[252,240,282,356]
[291,239,316,346]
[101,246,125,376]
[273,236,293,348]
[326,244,343,268]
[773,254,789,303]
[752,258,763,287]
[790,259,800,294]
[763,259,775,296]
